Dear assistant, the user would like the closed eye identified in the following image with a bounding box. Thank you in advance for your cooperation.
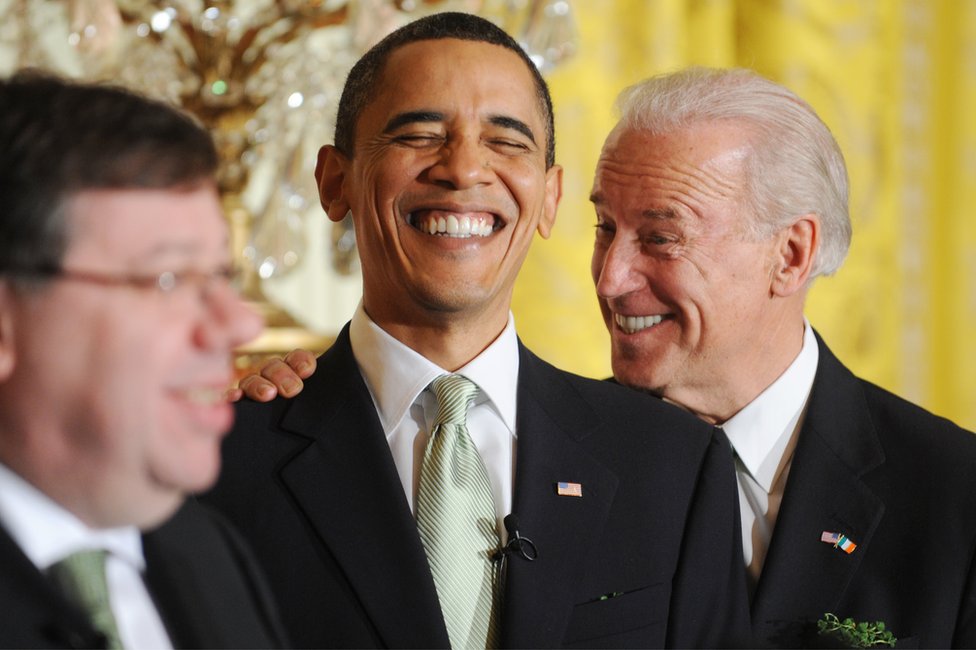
[488,138,530,151]
[393,133,445,147]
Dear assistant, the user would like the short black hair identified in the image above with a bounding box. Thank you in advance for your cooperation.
[334,11,556,168]
[0,71,218,280]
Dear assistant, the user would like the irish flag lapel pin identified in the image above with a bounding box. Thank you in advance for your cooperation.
[820,531,857,554]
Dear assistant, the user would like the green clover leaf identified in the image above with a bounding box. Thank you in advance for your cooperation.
[817,612,897,648]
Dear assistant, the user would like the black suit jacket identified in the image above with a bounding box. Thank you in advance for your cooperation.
[0,499,286,649]
[751,333,976,648]
[204,325,749,648]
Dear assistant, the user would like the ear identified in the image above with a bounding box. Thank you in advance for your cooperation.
[770,214,819,297]
[314,145,352,223]
[536,164,563,239]
[0,282,17,381]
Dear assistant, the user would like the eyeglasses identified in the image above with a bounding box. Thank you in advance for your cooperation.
[6,265,240,296]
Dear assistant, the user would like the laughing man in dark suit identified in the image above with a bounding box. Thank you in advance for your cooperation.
[0,73,284,649]
[205,12,749,649]
[588,67,976,647]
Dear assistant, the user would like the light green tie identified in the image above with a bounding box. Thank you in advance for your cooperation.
[416,374,501,649]
[48,549,124,650]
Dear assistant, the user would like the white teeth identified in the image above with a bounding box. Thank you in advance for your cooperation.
[414,213,493,238]
[614,313,664,334]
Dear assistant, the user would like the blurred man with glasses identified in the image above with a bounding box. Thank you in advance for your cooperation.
[0,72,285,649]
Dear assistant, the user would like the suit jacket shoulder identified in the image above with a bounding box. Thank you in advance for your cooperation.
[752,332,976,648]
[0,500,285,649]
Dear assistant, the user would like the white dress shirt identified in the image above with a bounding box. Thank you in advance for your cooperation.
[721,322,819,589]
[349,303,519,536]
[0,463,172,649]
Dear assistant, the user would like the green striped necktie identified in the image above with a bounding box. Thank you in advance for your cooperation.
[416,374,501,649]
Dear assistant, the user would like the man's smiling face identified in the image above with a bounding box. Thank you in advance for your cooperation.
[590,120,785,415]
[318,38,561,334]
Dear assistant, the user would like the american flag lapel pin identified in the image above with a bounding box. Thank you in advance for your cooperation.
[820,531,857,554]
[556,481,582,497]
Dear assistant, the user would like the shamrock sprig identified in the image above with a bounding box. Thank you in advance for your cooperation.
[817,612,896,648]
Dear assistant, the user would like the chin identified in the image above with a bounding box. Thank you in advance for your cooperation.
[614,367,670,401]
[175,463,222,496]
[620,378,664,397]
[132,493,186,531]
[611,360,650,390]
[162,444,223,490]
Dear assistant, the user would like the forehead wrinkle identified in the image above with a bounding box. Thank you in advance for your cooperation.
[592,159,736,232]
[619,155,742,210]
[693,156,743,200]
[598,133,744,190]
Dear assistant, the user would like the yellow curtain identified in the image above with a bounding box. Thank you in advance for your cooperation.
[513,0,976,431]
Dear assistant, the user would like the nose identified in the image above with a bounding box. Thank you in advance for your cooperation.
[194,279,263,351]
[426,136,494,190]
[593,238,646,300]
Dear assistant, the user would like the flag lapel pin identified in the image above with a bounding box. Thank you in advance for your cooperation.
[556,481,582,497]
[820,531,857,554]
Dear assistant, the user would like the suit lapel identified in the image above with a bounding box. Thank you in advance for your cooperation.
[501,345,619,649]
[751,334,885,642]
[275,330,450,648]
[0,523,106,648]
[142,522,223,648]
[142,501,285,648]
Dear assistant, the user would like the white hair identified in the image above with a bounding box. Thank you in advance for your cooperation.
[615,67,851,278]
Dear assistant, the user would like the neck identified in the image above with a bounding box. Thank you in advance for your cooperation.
[666,314,808,425]
[363,304,509,372]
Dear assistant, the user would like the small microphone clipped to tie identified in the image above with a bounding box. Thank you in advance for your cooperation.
[493,514,538,563]
[490,515,538,624]
[490,515,538,619]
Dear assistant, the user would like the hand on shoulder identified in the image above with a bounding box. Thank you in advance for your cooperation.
[230,349,316,402]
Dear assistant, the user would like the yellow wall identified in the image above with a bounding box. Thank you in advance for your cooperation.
[513,0,976,430]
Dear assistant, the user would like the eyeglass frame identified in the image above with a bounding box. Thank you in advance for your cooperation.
[1,265,240,296]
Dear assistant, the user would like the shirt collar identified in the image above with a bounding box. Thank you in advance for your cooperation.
[722,321,819,492]
[349,302,520,436]
[0,462,145,571]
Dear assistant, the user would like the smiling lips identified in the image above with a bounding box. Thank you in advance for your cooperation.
[175,386,226,405]
[171,384,234,434]
[614,313,667,334]
[409,209,497,238]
